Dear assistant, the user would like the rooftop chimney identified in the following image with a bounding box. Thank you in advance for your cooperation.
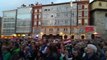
[51,2,54,4]
[21,4,26,7]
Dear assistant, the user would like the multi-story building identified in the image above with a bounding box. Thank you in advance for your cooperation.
[41,1,90,38]
[41,2,72,36]
[70,0,91,39]
[72,0,90,26]
[2,10,16,36]
[90,0,107,38]
[16,5,32,36]
[32,3,42,36]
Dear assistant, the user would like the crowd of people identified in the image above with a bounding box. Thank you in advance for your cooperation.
[0,37,107,60]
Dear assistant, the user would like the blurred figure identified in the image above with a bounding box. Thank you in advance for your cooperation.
[105,51,107,60]
[2,43,11,60]
[44,45,60,60]
[0,40,3,60]
[83,44,100,60]
[72,49,83,60]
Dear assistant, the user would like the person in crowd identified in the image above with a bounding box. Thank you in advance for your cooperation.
[0,40,3,60]
[44,44,60,60]
[2,43,11,60]
[0,37,107,60]
[71,49,83,60]
[105,51,107,60]
[83,44,100,60]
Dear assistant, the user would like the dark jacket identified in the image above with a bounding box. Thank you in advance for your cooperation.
[72,55,83,60]
[83,53,100,60]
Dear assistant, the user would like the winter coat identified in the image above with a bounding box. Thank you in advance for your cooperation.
[83,53,100,60]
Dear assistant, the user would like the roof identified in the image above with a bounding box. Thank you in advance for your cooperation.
[42,2,70,6]
[3,9,16,12]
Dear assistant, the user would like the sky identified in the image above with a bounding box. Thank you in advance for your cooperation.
[0,0,93,17]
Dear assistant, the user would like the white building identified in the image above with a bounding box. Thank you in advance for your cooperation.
[2,10,16,36]
[16,6,32,36]
[41,2,72,35]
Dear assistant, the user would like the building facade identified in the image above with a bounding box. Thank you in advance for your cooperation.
[41,2,72,36]
[71,0,91,39]
[2,10,16,36]
[72,0,89,26]
[31,1,90,39]
[90,0,107,38]
[16,6,32,36]
[32,4,42,36]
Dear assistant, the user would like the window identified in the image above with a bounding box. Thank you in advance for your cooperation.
[44,9,47,11]
[78,11,82,17]
[64,12,68,16]
[34,22,37,25]
[35,10,37,12]
[99,2,102,6]
[39,9,41,12]
[64,28,67,32]
[57,28,59,31]
[105,13,107,17]
[78,5,82,9]
[49,28,53,32]
[84,11,88,16]
[44,28,46,32]
[84,5,88,9]
[84,19,88,25]
[78,20,82,24]
[39,14,41,18]
[35,15,37,19]
[65,20,68,24]
[48,9,50,11]
[51,15,53,17]
[56,13,60,17]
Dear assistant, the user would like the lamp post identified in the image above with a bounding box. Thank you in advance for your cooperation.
[60,32,64,39]
[70,1,73,35]
[40,32,43,38]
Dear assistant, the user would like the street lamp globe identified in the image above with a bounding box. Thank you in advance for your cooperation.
[93,32,98,35]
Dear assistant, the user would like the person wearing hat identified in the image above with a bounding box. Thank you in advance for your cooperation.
[83,44,100,60]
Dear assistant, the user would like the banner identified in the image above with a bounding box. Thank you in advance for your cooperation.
[85,26,94,32]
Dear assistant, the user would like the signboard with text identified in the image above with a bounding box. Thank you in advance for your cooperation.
[85,26,94,32]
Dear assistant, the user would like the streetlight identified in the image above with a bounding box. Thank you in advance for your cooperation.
[12,34,17,37]
[59,32,63,36]
[70,1,73,35]
[22,34,26,37]
[93,32,98,35]
[40,32,44,38]
[60,32,64,39]
[40,32,43,35]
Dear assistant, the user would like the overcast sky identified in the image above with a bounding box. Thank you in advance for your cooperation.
[0,0,93,17]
